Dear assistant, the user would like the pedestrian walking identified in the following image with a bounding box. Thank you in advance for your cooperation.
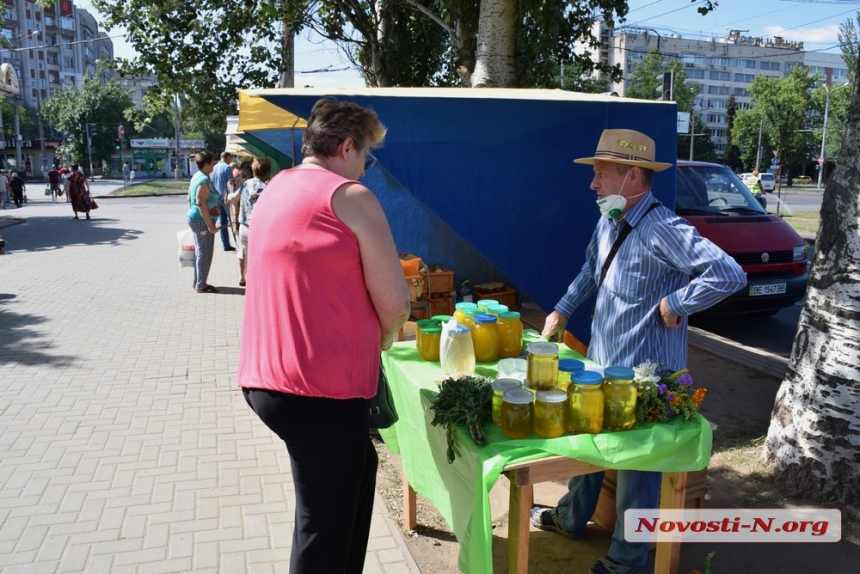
[9,172,25,208]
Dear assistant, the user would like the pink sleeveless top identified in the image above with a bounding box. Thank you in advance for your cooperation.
[237,166,382,399]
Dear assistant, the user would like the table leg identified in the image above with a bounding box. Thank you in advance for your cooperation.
[402,467,417,530]
[507,474,533,574]
[654,471,687,574]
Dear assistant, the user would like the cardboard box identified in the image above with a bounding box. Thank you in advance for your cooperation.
[427,268,454,295]
[473,285,517,310]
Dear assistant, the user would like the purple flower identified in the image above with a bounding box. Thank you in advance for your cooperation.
[678,373,693,387]
[658,384,668,395]
[666,392,675,402]
[666,407,675,416]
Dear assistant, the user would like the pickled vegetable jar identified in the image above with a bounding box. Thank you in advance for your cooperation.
[534,389,568,438]
[526,342,559,391]
[497,311,523,359]
[419,325,442,361]
[415,319,439,351]
[486,304,509,316]
[603,366,637,431]
[471,313,499,363]
[491,378,523,426]
[477,299,499,313]
[567,370,604,434]
[556,358,585,392]
[453,302,478,325]
[501,389,534,439]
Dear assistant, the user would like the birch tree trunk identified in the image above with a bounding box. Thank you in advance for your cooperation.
[279,26,295,88]
[470,0,516,87]
[764,66,860,505]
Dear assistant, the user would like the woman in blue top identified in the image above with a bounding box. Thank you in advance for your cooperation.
[186,151,222,293]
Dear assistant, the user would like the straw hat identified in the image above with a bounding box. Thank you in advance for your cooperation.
[573,129,673,172]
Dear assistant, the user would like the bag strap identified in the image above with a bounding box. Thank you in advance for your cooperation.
[597,202,661,289]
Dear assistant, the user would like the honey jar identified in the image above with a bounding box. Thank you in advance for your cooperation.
[534,389,568,438]
[471,313,499,363]
[556,358,585,392]
[476,299,499,313]
[497,311,523,359]
[415,319,439,351]
[526,342,558,391]
[567,370,604,434]
[453,302,478,325]
[419,325,442,361]
[603,366,637,431]
[501,389,534,439]
[486,304,509,316]
[491,378,523,426]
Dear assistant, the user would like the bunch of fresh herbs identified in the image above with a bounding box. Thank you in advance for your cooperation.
[430,375,493,463]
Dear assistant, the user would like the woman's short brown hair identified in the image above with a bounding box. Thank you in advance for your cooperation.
[252,157,272,180]
[301,98,386,158]
[194,151,214,170]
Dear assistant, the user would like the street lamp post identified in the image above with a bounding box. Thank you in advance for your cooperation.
[818,81,850,190]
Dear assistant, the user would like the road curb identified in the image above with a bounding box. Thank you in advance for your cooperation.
[688,325,789,381]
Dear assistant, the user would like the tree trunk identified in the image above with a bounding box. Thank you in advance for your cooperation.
[764,61,860,505]
[279,26,295,88]
[470,0,516,87]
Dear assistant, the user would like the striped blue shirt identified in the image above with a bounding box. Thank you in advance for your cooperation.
[556,191,746,371]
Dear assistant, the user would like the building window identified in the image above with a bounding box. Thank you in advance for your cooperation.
[740,59,756,69]
[707,114,725,124]
[64,76,75,86]
[734,73,754,83]
[714,57,734,67]
[760,61,780,71]
[48,71,59,83]
[686,69,705,79]
[63,57,74,67]
[734,87,750,97]
[61,17,75,30]
[710,99,727,109]
[712,129,727,138]
[709,71,730,81]
[707,85,730,95]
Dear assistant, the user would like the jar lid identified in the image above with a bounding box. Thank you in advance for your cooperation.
[487,304,509,314]
[464,308,482,317]
[527,342,558,355]
[498,311,521,319]
[455,302,478,310]
[449,322,471,335]
[604,366,635,380]
[432,315,452,322]
[502,389,534,404]
[572,370,603,385]
[477,299,499,308]
[474,313,497,323]
[558,359,585,373]
[422,325,442,335]
[535,389,567,403]
[416,319,440,328]
[492,378,523,392]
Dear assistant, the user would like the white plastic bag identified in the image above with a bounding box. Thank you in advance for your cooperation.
[440,318,476,376]
[177,228,195,268]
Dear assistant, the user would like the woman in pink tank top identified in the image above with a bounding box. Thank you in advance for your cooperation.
[238,98,410,574]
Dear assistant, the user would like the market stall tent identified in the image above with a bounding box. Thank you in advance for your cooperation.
[237,88,678,343]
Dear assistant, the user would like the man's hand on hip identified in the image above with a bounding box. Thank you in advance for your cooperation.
[659,297,682,329]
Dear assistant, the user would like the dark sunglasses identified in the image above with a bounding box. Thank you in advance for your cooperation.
[363,149,377,172]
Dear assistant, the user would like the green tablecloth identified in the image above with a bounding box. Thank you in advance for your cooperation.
[379,339,712,574]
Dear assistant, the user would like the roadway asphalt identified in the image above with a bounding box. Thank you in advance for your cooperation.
[0,189,420,573]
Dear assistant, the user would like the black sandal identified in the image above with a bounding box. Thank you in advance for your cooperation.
[195,285,218,293]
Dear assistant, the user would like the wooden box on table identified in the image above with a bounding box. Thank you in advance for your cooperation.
[473,282,518,310]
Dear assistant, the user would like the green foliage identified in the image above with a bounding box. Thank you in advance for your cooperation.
[430,375,493,463]
[41,74,133,166]
[838,15,859,83]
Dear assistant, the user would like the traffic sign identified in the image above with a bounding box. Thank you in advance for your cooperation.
[118,124,125,139]
[771,157,778,166]
[818,156,824,165]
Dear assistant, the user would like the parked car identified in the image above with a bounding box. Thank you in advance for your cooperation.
[675,161,809,315]
[793,175,812,185]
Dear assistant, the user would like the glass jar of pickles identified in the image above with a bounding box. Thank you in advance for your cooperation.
[471,313,499,363]
[556,358,585,392]
[453,302,478,325]
[419,325,442,361]
[603,366,637,431]
[491,378,523,426]
[415,319,439,351]
[526,342,559,391]
[534,389,568,438]
[497,311,523,359]
[567,370,604,434]
[501,389,534,439]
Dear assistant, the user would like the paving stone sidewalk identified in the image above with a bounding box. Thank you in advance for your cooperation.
[0,195,420,573]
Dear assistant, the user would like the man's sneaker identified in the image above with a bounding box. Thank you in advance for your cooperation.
[529,506,584,540]
[588,556,639,574]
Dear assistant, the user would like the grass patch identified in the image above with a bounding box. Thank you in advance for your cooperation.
[780,210,820,235]
[109,179,189,196]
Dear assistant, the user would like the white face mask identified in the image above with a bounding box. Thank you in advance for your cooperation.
[595,170,647,219]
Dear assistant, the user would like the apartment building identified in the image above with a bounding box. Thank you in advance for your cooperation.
[1,0,114,172]
[585,23,848,157]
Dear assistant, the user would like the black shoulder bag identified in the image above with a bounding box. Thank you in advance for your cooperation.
[368,360,398,429]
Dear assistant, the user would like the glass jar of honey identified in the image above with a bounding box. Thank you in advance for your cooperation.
[497,311,523,359]
[556,358,585,392]
[459,307,481,329]
[432,315,452,323]
[501,389,534,439]
[534,389,568,438]
[419,325,442,361]
[453,302,478,325]
[471,313,499,363]
[491,378,523,426]
[486,304,509,316]
[526,342,559,391]
[477,299,499,313]
[567,370,604,434]
[415,319,439,351]
[603,366,637,431]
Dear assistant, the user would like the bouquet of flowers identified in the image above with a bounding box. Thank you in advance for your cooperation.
[633,360,707,423]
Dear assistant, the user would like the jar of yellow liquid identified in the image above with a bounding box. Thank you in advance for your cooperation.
[486,304,509,317]
[501,389,534,439]
[556,359,585,392]
[453,302,478,325]
[471,313,499,363]
[415,319,439,351]
[477,299,499,313]
[491,378,523,426]
[459,307,481,329]
[497,311,523,359]
[526,342,558,391]
[432,315,452,323]
[567,370,604,434]
[440,322,476,376]
[419,325,442,361]
[534,389,568,438]
[603,366,637,431]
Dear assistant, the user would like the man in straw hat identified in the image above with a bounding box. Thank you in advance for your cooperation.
[531,129,745,574]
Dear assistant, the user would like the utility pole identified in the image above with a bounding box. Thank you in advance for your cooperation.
[755,120,763,171]
[689,111,695,161]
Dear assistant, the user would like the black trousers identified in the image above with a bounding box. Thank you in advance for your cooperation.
[243,388,377,574]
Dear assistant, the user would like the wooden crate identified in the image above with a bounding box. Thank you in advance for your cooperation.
[473,285,518,310]
[427,268,455,295]
[410,295,454,320]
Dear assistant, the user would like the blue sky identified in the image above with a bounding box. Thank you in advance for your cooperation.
[101,0,857,88]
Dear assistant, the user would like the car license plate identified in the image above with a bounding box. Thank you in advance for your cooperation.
[750,283,786,296]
